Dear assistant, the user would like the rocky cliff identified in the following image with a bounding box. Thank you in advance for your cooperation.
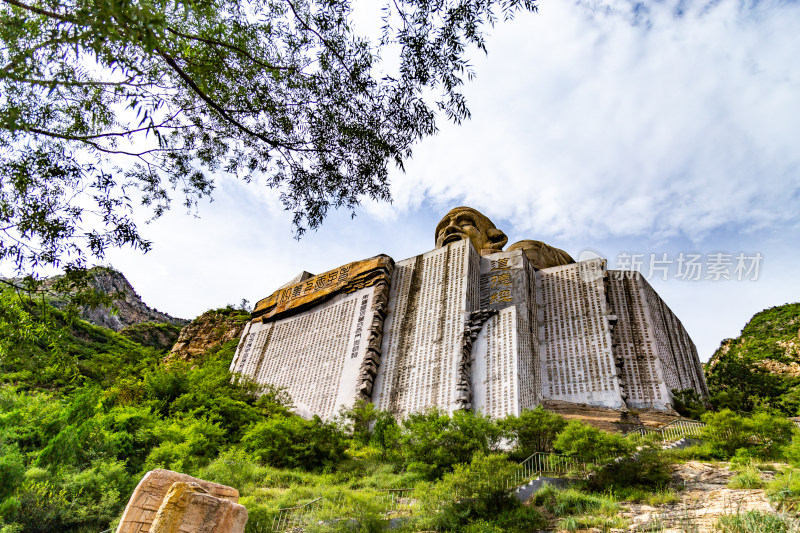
[72,268,189,331]
[168,308,250,362]
[705,302,800,413]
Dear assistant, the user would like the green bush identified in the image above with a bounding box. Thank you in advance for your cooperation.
[767,469,800,512]
[400,409,501,480]
[672,388,708,419]
[716,509,793,533]
[728,466,765,489]
[0,443,24,500]
[144,415,227,473]
[587,447,672,491]
[420,454,542,532]
[700,409,794,460]
[60,460,135,530]
[241,415,347,470]
[500,406,566,459]
[6,477,69,533]
[552,421,633,464]
[531,484,619,517]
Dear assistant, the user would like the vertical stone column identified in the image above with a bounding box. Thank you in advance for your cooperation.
[373,240,480,417]
[537,259,625,409]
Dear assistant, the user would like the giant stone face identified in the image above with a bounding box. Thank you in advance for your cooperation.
[506,240,574,270]
[434,207,508,254]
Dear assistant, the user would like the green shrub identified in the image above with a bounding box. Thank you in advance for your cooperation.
[0,443,24,500]
[767,469,800,512]
[645,488,680,507]
[60,460,135,530]
[716,509,793,533]
[728,466,765,489]
[241,415,347,470]
[532,484,619,517]
[699,410,795,460]
[500,406,566,459]
[553,421,633,464]
[144,415,227,473]
[420,454,532,532]
[672,388,708,420]
[400,409,501,480]
[6,477,69,533]
[587,447,672,491]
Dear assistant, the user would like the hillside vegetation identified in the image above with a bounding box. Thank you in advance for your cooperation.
[706,303,800,414]
[3,289,800,532]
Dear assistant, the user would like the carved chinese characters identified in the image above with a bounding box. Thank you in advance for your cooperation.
[232,206,708,420]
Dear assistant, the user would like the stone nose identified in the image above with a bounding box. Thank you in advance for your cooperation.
[443,219,461,234]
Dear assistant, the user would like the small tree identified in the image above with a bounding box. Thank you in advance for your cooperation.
[698,409,753,459]
[241,415,347,470]
[500,406,566,458]
[337,399,379,447]
[699,409,794,459]
[400,408,501,479]
[552,421,633,464]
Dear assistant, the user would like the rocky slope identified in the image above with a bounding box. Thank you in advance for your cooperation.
[78,267,188,331]
[619,461,779,532]
[168,308,250,362]
[705,302,800,413]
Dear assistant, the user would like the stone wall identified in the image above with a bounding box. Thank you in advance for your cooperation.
[231,286,380,419]
[231,241,708,420]
[606,271,672,409]
[606,271,709,410]
[372,240,479,417]
[537,260,625,409]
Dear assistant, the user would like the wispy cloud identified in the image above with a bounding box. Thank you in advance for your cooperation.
[380,0,800,243]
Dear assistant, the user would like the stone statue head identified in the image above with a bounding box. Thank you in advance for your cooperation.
[435,207,508,254]
[506,240,575,270]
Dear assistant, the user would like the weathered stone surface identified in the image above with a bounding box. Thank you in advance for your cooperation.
[233,206,708,421]
[252,255,394,322]
[169,309,249,362]
[620,461,776,532]
[40,267,188,331]
[149,482,247,533]
[540,399,678,432]
[434,206,507,254]
[117,469,241,533]
[506,239,574,270]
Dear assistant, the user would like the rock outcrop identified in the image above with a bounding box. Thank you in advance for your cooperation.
[150,481,248,533]
[705,302,800,410]
[75,268,188,331]
[118,469,246,533]
[620,461,776,532]
[120,322,183,351]
[168,308,250,361]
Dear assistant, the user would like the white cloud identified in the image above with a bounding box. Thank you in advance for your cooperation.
[56,0,800,365]
[384,0,800,243]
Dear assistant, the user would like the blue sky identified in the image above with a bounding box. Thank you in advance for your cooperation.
[97,0,800,361]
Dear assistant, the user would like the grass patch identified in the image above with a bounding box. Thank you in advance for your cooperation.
[728,466,765,489]
[768,469,800,513]
[646,488,681,506]
[557,514,630,531]
[716,509,795,532]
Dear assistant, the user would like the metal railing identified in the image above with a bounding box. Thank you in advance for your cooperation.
[509,452,589,487]
[269,451,594,531]
[271,497,324,532]
[270,488,417,532]
[625,418,705,442]
[271,415,800,531]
